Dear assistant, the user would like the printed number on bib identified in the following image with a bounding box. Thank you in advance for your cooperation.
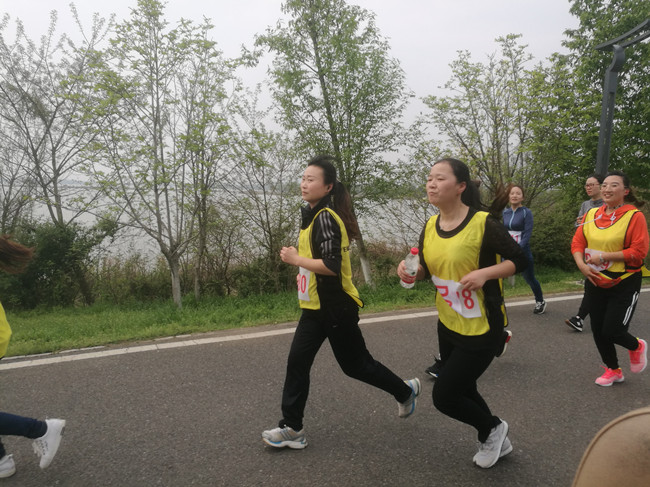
[298,267,311,302]
[508,230,522,243]
[584,248,612,272]
[431,275,482,319]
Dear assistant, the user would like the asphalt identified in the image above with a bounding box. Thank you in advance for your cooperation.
[1,289,649,486]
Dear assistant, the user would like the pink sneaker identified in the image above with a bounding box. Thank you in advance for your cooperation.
[629,338,647,373]
[595,367,624,386]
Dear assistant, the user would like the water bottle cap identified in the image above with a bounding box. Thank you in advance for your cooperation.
[410,247,418,255]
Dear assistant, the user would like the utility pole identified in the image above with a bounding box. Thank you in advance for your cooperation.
[594,19,650,176]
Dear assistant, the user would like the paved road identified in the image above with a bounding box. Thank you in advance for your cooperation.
[2,290,649,486]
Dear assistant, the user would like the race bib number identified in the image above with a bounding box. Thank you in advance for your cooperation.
[508,230,522,243]
[431,275,482,319]
[584,248,612,272]
[298,267,311,301]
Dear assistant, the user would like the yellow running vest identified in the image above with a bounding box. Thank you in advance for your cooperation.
[297,208,362,310]
[582,207,639,287]
[422,211,504,336]
[0,302,12,358]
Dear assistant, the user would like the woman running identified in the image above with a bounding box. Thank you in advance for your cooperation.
[571,170,648,386]
[502,184,546,314]
[397,158,526,468]
[0,236,66,478]
[262,155,419,449]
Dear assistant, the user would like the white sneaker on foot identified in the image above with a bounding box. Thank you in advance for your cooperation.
[262,426,307,449]
[500,436,513,458]
[33,418,66,469]
[473,420,509,468]
[0,455,16,478]
[398,378,421,418]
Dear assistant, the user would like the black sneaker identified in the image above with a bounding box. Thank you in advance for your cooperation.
[496,330,512,357]
[533,300,546,315]
[425,357,442,379]
[565,315,584,332]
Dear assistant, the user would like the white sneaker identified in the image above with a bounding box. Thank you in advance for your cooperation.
[473,420,509,468]
[33,419,66,469]
[0,455,16,478]
[262,426,307,449]
[398,378,421,418]
[500,436,513,458]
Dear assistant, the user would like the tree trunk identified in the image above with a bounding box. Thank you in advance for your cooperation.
[169,256,183,309]
[354,233,374,287]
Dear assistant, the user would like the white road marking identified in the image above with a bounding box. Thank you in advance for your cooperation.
[2,290,647,370]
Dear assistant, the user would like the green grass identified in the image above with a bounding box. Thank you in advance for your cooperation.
[3,267,589,357]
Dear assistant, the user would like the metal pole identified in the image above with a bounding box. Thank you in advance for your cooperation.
[594,45,625,176]
[593,19,650,175]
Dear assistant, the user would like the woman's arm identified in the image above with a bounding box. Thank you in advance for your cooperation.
[460,216,526,290]
[573,250,601,285]
[460,260,516,291]
[279,246,336,275]
[520,208,533,248]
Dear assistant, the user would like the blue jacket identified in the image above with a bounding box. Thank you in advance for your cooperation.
[502,206,533,249]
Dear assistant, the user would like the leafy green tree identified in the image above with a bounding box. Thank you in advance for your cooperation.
[423,35,570,204]
[82,0,236,307]
[563,0,650,187]
[174,21,235,301]
[256,0,412,285]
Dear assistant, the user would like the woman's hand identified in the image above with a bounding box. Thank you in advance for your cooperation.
[577,262,601,286]
[459,269,488,291]
[584,252,606,267]
[396,260,408,280]
[397,260,423,282]
[280,246,300,267]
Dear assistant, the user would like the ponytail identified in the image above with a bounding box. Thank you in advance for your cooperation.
[0,236,34,274]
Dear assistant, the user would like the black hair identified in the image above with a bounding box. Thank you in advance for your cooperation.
[432,158,510,218]
[588,173,605,185]
[605,170,645,208]
[433,158,482,210]
[307,155,360,240]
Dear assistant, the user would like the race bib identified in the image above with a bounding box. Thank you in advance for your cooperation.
[298,267,311,301]
[431,275,482,319]
[508,230,522,243]
[584,248,612,272]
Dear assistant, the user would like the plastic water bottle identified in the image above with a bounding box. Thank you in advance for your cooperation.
[400,247,419,289]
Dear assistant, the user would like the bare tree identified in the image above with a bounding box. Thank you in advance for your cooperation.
[219,87,302,293]
[0,9,115,304]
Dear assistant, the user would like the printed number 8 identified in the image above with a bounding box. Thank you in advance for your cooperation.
[461,288,474,309]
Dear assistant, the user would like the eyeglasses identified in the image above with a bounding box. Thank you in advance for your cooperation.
[584,183,598,188]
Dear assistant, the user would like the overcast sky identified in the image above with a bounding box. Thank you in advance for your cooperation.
[3,0,579,117]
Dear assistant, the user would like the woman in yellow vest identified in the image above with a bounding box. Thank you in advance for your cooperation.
[0,236,66,478]
[262,155,420,449]
[397,158,526,469]
[571,170,648,386]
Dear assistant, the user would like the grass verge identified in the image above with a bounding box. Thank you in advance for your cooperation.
[4,267,587,357]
